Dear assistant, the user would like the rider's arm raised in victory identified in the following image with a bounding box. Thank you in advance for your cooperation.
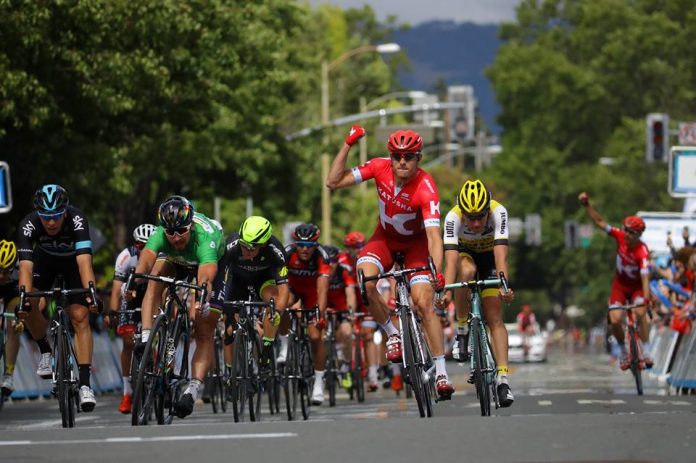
[326,125,367,191]
[579,191,609,231]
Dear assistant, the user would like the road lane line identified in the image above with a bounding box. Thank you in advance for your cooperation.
[537,400,553,406]
[577,399,626,405]
[0,432,297,447]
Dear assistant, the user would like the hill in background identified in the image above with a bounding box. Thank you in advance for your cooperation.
[394,20,501,133]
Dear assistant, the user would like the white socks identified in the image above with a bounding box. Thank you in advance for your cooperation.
[123,376,132,396]
[434,355,447,378]
[380,319,399,337]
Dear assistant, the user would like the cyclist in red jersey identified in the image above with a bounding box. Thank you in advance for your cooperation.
[579,192,653,369]
[285,223,331,405]
[326,125,454,399]
[341,231,383,391]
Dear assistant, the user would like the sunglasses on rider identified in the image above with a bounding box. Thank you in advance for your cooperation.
[37,210,66,220]
[239,240,261,251]
[623,227,642,236]
[463,211,488,221]
[390,152,420,162]
[296,240,317,249]
[164,225,191,237]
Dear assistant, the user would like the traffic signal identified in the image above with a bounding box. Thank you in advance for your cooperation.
[646,113,669,163]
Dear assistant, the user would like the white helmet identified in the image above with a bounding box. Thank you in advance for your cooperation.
[133,223,157,244]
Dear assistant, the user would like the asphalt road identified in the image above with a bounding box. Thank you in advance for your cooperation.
[1,347,694,463]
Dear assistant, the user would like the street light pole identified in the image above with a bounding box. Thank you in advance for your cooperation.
[320,43,400,244]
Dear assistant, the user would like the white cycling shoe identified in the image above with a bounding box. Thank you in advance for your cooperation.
[37,353,52,379]
[79,386,96,412]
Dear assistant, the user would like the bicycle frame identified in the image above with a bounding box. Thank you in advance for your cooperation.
[609,303,646,395]
[444,274,507,416]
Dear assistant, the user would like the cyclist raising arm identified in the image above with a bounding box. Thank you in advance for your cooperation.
[578,191,653,369]
[326,126,454,399]
[132,195,224,418]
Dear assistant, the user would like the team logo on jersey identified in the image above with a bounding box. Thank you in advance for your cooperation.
[72,215,84,230]
[499,211,507,234]
[23,221,36,237]
[279,266,288,278]
[429,200,440,216]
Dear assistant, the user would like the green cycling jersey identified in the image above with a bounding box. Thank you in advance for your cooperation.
[146,212,225,266]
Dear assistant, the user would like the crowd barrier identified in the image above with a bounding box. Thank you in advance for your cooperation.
[647,325,679,380]
[666,328,696,392]
[8,332,124,400]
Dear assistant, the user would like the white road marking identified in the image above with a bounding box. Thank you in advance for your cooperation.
[537,400,553,406]
[17,415,100,430]
[0,432,297,447]
[643,400,692,406]
[577,399,626,405]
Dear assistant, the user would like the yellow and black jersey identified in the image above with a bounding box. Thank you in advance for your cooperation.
[443,200,509,253]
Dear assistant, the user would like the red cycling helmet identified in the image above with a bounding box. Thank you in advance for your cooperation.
[387,129,423,153]
[343,231,365,248]
[623,215,646,233]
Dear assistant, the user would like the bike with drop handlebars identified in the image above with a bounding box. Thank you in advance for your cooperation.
[18,277,100,428]
[444,273,509,417]
[358,253,439,418]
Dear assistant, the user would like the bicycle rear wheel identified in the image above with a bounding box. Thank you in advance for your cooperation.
[267,357,280,415]
[471,318,491,416]
[210,336,225,413]
[132,314,167,426]
[628,330,643,395]
[283,337,299,421]
[56,324,76,428]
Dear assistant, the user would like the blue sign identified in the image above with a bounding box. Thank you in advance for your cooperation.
[0,161,12,213]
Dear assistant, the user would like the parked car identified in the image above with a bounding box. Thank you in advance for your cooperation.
[506,322,548,362]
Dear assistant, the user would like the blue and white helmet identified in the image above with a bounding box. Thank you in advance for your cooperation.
[33,184,69,216]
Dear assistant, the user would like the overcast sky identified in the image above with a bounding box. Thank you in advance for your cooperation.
[305,0,520,25]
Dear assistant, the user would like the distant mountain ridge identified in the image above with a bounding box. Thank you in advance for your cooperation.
[394,20,501,133]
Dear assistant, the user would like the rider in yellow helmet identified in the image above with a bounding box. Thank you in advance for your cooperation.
[443,179,516,407]
[0,240,24,398]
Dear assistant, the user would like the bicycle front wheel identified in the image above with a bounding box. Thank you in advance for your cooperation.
[231,330,248,422]
[628,330,643,395]
[471,318,491,416]
[325,338,337,407]
[353,338,365,403]
[402,312,427,418]
[248,334,262,422]
[132,314,167,426]
[299,340,313,421]
[283,337,299,421]
[56,324,76,428]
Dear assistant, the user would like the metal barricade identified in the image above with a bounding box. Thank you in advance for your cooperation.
[667,328,696,393]
[647,325,680,380]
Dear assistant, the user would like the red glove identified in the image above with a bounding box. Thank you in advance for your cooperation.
[315,316,327,331]
[345,125,366,146]
[432,272,445,292]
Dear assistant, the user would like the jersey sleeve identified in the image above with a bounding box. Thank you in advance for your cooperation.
[418,175,441,228]
[195,228,223,264]
[351,157,385,184]
[113,248,132,281]
[145,227,168,254]
[638,244,651,275]
[269,238,289,284]
[492,203,510,246]
[316,247,331,277]
[16,213,39,262]
[70,208,93,256]
[443,208,461,251]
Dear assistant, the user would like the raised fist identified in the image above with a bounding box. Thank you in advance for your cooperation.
[345,125,366,146]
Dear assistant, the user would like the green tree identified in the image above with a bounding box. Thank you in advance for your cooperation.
[485,0,691,324]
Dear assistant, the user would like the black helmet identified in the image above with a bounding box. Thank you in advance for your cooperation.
[158,195,194,231]
[323,245,340,263]
[34,184,69,216]
[292,223,320,242]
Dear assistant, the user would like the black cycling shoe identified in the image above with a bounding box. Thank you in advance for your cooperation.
[174,392,195,418]
[134,339,146,356]
[497,383,514,408]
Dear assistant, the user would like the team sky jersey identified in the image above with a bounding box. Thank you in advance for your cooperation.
[351,157,441,241]
[443,200,509,253]
[606,225,650,286]
[145,212,224,266]
[113,246,139,282]
[221,233,288,285]
[16,206,92,260]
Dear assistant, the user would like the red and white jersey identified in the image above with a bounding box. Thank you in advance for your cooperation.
[606,226,650,286]
[352,157,441,241]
